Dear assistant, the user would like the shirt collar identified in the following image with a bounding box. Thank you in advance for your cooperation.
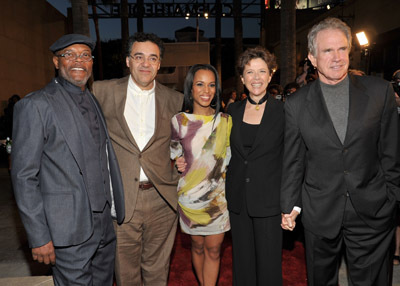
[128,76,156,95]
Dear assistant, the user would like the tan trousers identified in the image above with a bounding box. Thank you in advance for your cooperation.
[114,187,178,286]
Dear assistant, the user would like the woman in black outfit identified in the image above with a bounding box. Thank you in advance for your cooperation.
[226,46,284,286]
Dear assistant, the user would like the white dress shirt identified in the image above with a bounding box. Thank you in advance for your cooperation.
[124,76,156,182]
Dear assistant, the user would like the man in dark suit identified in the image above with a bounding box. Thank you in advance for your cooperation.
[11,34,125,285]
[281,17,400,285]
[92,32,183,285]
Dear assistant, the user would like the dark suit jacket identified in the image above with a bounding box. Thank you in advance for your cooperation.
[11,78,125,248]
[281,75,400,239]
[93,77,183,222]
[226,96,284,217]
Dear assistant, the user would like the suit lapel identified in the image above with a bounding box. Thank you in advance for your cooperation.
[113,76,140,152]
[306,81,343,147]
[231,100,247,158]
[45,79,90,172]
[343,75,368,145]
[142,81,165,151]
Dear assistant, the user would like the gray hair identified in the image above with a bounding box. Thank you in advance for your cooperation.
[307,17,352,56]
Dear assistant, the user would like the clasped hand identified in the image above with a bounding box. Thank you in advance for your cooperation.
[175,157,187,173]
[281,210,299,231]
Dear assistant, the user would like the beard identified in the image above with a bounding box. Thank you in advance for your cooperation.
[59,67,91,89]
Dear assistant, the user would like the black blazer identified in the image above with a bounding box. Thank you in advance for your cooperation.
[281,75,400,239]
[226,95,284,217]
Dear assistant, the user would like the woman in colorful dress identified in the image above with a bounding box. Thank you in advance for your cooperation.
[170,64,232,286]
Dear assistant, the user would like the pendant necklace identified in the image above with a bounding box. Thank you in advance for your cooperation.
[247,93,268,110]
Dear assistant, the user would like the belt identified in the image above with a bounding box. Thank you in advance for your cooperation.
[138,181,154,190]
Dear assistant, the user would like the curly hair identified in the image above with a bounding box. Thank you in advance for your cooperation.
[237,46,277,76]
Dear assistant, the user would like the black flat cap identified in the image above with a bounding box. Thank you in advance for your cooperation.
[50,34,96,53]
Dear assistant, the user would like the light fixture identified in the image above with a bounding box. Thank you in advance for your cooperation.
[356,31,370,75]
[356,31,369,46]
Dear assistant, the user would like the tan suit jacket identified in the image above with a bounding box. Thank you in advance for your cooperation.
[93,76,183,222]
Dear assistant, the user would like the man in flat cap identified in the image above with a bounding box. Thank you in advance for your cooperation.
[11,34,125,285]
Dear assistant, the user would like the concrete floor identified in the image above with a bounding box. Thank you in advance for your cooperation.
[0,165,52,285]
[1,166,400,285]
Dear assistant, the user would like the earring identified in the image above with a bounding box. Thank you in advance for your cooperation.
[210,97,217,108]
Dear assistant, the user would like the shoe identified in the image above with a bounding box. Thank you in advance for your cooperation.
[394,255,400,266]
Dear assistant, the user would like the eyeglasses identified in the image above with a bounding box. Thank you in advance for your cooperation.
[58,52,94,62]
[129,54,159,65]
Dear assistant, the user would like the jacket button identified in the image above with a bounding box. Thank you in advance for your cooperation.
[244,161,248,165]
[343,149,348,153]
[245,178,250,183]
[344,170,349,175]
[134,178,138,182]
[138,154,142,159]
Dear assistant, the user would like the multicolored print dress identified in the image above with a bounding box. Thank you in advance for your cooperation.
[170,112,232,235]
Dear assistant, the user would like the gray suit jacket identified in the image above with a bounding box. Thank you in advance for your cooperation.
[93,76,183,222]
[11,78,125,248]
[281,75,400,238]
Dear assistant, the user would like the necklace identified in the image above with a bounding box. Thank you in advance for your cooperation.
[247,93,268,110]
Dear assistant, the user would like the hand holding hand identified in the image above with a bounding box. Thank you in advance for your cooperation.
[32,240,56,265]
[175,157,187,173]
[281,210,300,231]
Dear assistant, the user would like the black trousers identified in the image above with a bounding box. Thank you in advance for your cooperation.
[304,198,395,286]
[229,200,282,286]
[52,205,116,286]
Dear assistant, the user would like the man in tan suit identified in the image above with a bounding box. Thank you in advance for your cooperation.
[92,32,183,286]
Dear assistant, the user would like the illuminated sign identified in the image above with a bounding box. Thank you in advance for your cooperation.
[93,3,234,18]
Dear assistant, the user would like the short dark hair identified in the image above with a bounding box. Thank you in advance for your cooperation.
[284,82,300,93]
[392,69,400,81]
[183,64,221,117]
[268,83,283,95]
[126,32,165,59]
[10,94,21,102]
[348,69,365,76]
[237,46,277,76]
